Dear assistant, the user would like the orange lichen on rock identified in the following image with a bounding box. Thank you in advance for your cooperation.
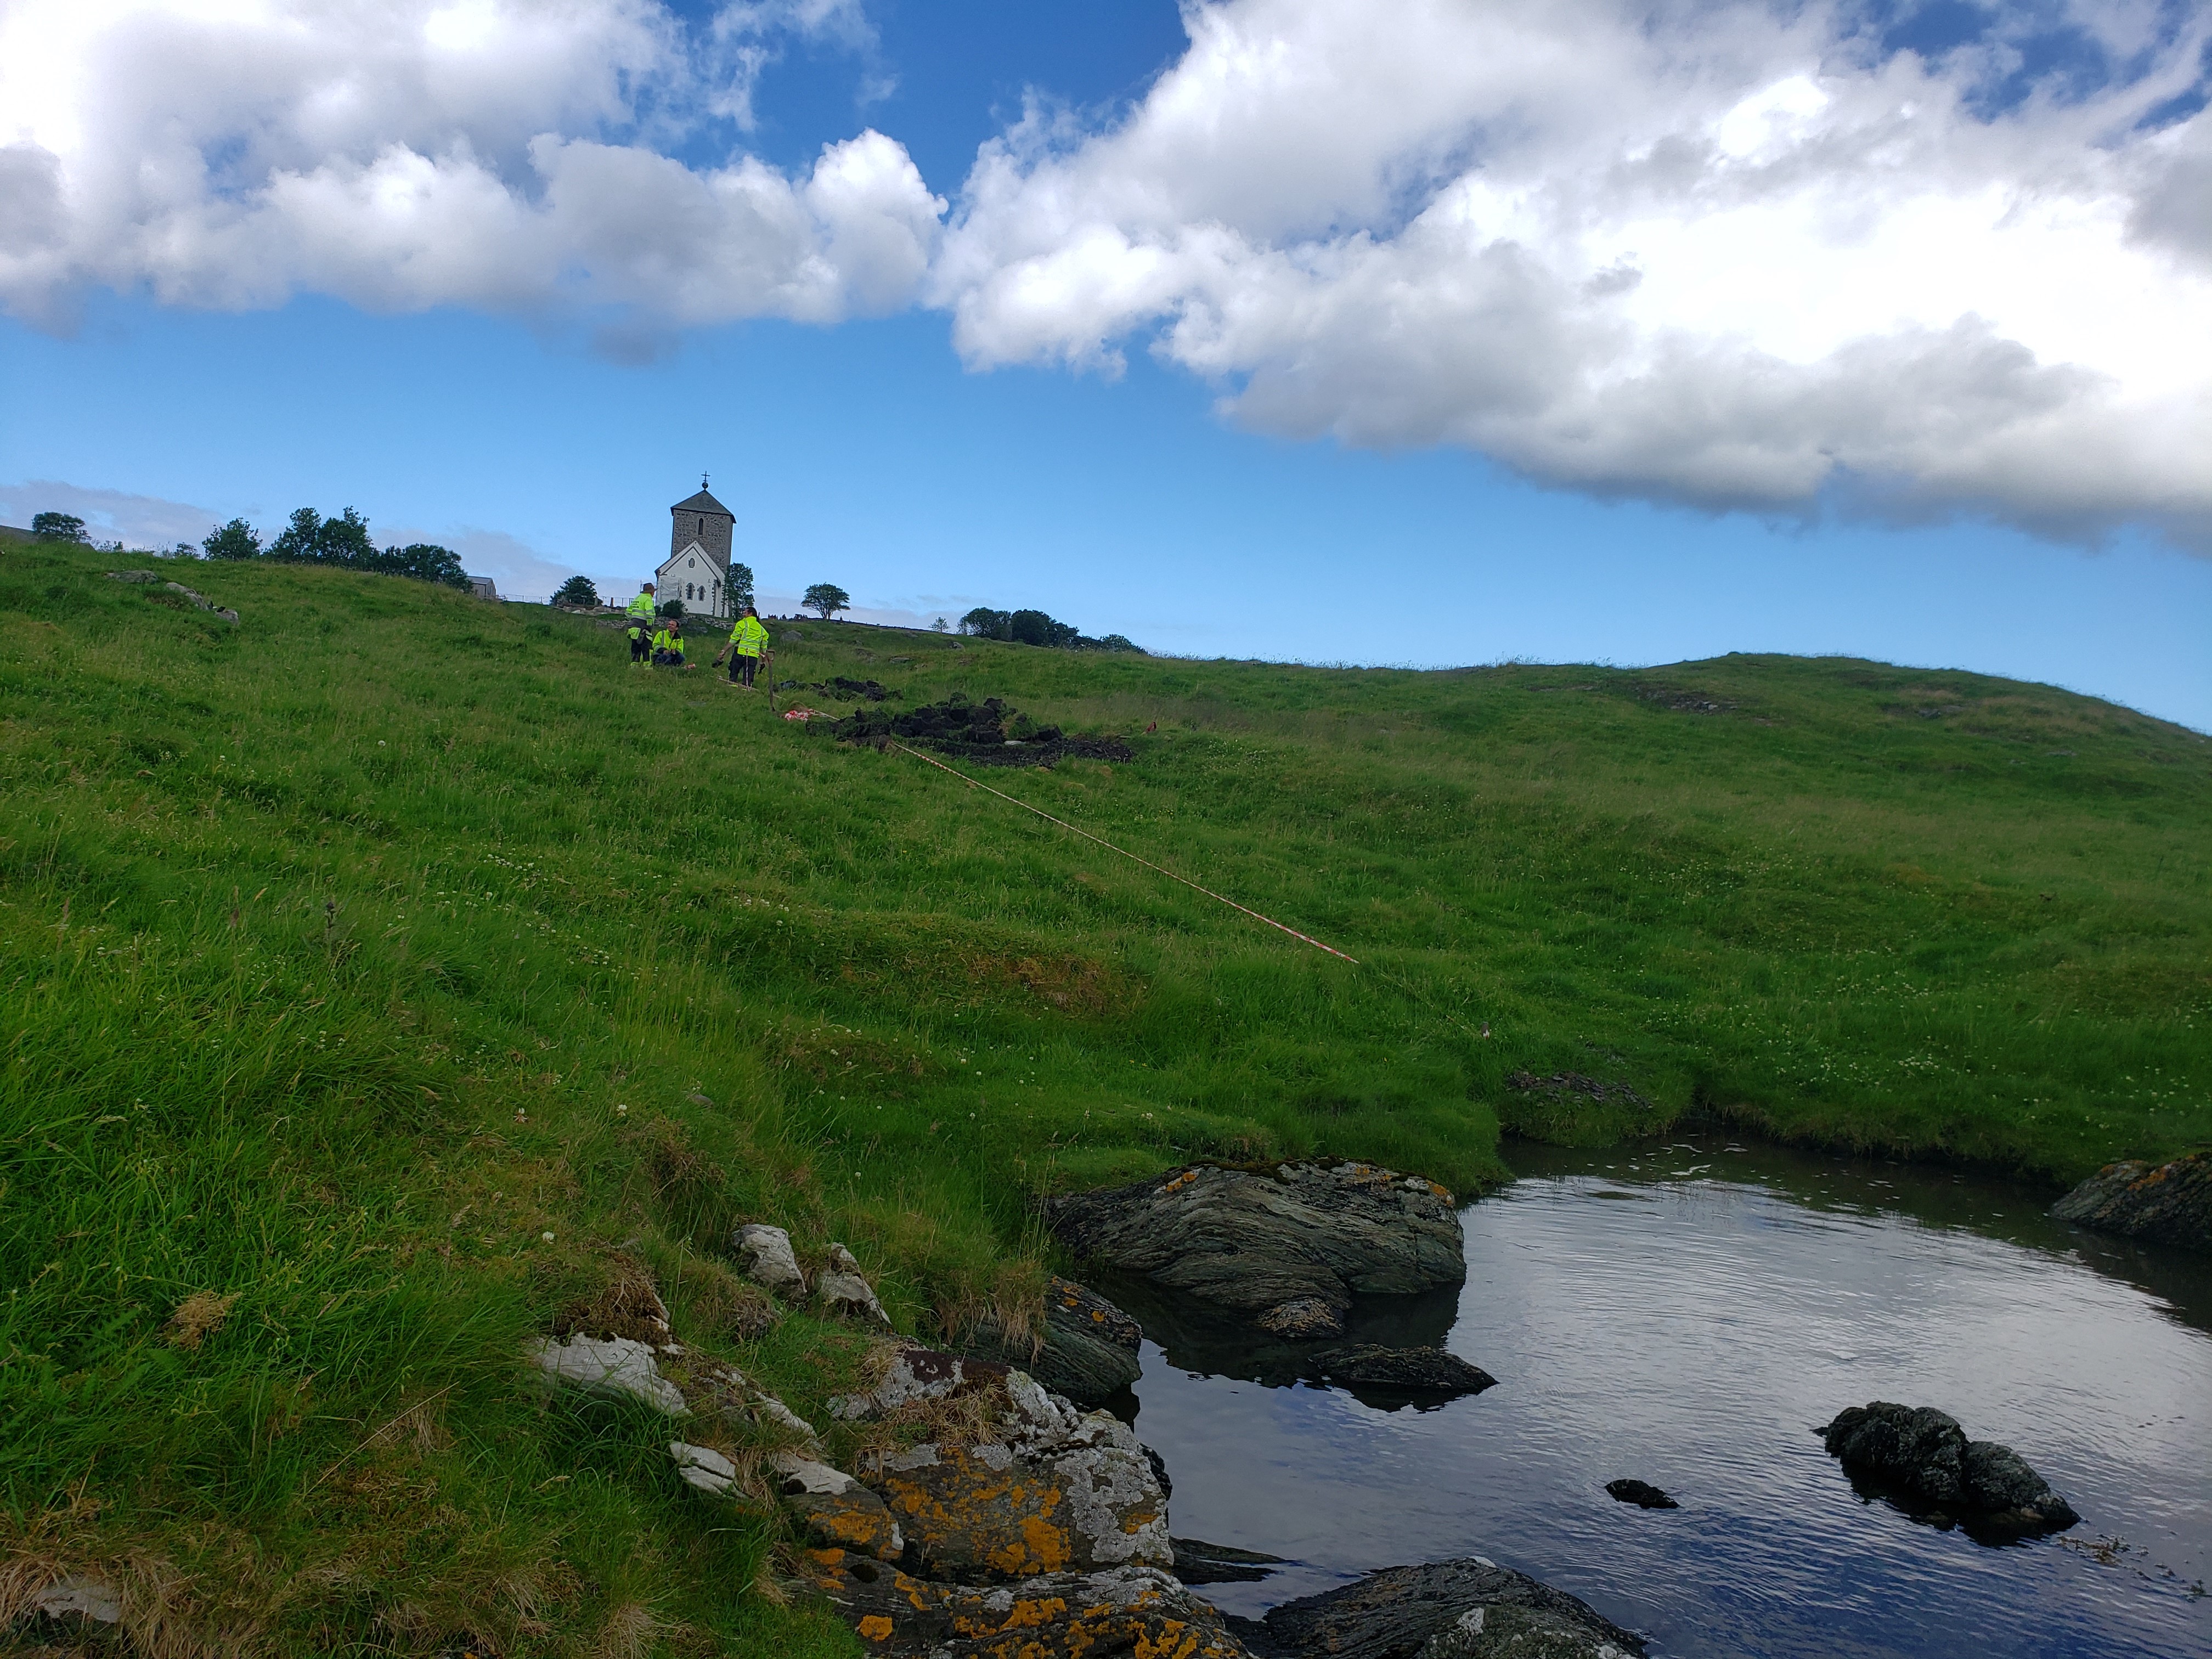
[802,1555,1255,1659]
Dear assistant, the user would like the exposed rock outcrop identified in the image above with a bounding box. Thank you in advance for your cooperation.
[802,1556,1255,1658]
[733,1222,808,1296]
[2051,1152,2211,1252]
[1820,1402,2079,1537]
[1304,1345,1497,1402]
[1235,1558,1645,1659]
[1045,1161,1465,1326]
[528,1334,689,1416]
[770,1452,906,1560]
[832,1349,1171,1582]
[669,1440,740,1496]
[815,1242,891,1325]
[1604,1480,1677,1511]
[956,1276,1143,1406]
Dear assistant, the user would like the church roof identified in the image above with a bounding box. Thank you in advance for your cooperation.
[670,488,732,517]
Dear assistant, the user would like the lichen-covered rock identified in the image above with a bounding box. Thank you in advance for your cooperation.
[801,1554,1255,1659]
[528,1334,688,1415]
[1045,1161,1464,1321]
[1821,1402,2079,1537]
[2051,1152,2211,1251]
[1304,1345,1496,1400]
[734,1222,808,1296]
[816,1242,891,1325]
[1242,1558,1645,1659]
[956,1276,1143,1406]
[771,1453,906,1560]
[836,1349,1171,1582]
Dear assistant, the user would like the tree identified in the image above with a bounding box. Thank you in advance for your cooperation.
[727,561,755,613]
[659,599,685,619]
[552,575,600,608]
[269,506,374,565]
[803,583,850,620]
[371,544,470,590]
[268,507,324,561]
[202,518,262,560]
[960,607,1010,639]
[31,512,86,542]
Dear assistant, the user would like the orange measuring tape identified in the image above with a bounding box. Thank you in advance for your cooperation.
[889,741,1359,964]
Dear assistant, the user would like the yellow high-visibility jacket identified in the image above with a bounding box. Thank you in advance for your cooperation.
[626,594,657,622]
[651,629,686,660]
[727,616,770,657]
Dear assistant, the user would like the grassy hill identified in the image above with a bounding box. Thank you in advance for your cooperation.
[3,539,2207,1654]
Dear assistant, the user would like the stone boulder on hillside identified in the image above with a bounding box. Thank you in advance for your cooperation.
[955,1276,1144,1406]
[1043,1161,1465,1330]
[1820,1402,2079,1537]
[2051,1152,2211,1252]
[1233,1557,1645,1659]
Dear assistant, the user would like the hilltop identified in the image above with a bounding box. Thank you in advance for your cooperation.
[3,540,2207,1654]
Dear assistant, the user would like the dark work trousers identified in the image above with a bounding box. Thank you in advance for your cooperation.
[730,652,758,686]
[629,631,650,662]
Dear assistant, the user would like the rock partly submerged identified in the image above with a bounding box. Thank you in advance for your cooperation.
[1304,1344,1497,1402]
[955,1275,1144,1406]
[1820,1402,2079,1537]
[1233,1557,1645,1659]
[2051,1152,2210,1252]
[1603,1480,1678,1511]
[1044,1160,1465,1332]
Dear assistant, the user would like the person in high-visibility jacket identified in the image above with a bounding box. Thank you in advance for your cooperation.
[650,620,689,668]
[625,585,657,664]
[716,605,770,687]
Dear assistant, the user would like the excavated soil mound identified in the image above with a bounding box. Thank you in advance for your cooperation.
[832,694,1134,767]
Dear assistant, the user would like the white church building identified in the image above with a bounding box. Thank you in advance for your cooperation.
[656,479,737,620]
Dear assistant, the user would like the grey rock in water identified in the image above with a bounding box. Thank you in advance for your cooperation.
[1820,1402,2079,1537]
[1045,1160,1465,1322]
[957,1275,1143,1406]
[814,1242,890,1325]
[1171,1537,1287,1585]
[1603,1480,1677,1510]
[1236,1557,1645,1659]
[2051,1152,2210,1252]
[528,1333,689,1416]
[1305,1344,1497,1399]
[732,1222,807,1296]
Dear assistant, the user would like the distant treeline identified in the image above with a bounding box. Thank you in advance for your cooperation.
[959,607,1142,653]
[202,509,469,590]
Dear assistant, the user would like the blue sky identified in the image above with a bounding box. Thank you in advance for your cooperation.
[3,0,2208,727]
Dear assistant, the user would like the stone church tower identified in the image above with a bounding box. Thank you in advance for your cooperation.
[656,477,736,619]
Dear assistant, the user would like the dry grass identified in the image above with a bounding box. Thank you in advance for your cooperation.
[162,1293,238,1352]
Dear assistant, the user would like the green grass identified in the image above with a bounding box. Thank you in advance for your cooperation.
[2,541,2205,1652]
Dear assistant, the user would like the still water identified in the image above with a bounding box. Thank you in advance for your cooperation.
[1120,1137,2212,1658]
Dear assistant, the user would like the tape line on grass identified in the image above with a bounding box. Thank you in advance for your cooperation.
[888,741,1360,965]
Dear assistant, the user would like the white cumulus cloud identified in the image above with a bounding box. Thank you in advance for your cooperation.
[0,0,942,333]
[933,0,2212,545]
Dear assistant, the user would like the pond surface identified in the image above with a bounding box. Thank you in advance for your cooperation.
[1122,1137,2212,1659]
